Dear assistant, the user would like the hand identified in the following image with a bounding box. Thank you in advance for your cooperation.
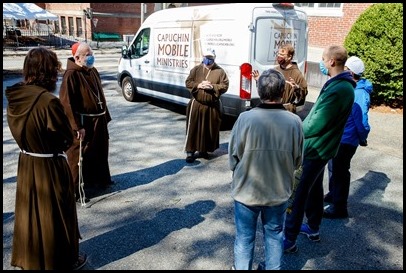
[199,81,213,89]
[77,128,85,140]
[286,77,299,89]
[252,70,260,81]
[359,139,368,146]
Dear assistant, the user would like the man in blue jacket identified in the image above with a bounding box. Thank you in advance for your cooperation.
[283,45,356,253]
[323,56,373,218]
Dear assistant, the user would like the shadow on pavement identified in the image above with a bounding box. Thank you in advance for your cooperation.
[282,170,401,270]
[79,200,216,269]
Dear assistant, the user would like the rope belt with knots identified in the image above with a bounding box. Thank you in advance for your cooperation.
[77,139,87,206]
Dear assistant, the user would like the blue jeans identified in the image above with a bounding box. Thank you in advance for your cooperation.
[328,143,358,209]
[233,200,287,270]
[284,158,328,242]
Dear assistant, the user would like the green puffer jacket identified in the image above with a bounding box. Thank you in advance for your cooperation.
[303,71,356,160]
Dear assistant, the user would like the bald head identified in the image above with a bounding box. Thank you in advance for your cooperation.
[321,45,348,77]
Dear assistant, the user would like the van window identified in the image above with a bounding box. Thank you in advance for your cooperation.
[255,18,306,66]
[129,28,150,58]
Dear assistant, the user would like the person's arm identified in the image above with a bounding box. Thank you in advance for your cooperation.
[211,69,229,98]
[252,70,260,82]
[47,97,74,151]
[185,66,199,92]
[287,73,308,105]
[303,92,341,138]
[228,119,241,171]
[59,72,83,131]
[352,102,370,144]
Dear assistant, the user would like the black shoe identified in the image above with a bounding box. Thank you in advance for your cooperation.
[283,238,298,253]
[197,151,209,159]
[108,180,116,185]
[72,253,88,270]
[103,180,116,189]
[185,152,195,163]
[324,193,333,203]
[323,205,348,219]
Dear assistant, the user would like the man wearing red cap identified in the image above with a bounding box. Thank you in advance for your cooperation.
[60,42,114,204]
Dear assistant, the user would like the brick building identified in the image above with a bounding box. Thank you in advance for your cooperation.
[303,3,374,48]
[39,3,374,47]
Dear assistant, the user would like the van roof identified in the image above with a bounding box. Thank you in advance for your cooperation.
[144,3,306,25]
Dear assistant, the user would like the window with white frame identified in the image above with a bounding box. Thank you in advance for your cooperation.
[294,3,343,17]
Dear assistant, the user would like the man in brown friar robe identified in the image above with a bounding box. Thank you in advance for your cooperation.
[275,44,308,113]
[253,44,308,113]
[59,42,113,201]
[184,49,229,163]
[6,47,85,270]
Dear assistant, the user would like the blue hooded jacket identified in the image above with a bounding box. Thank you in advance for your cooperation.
[341,78,373,146]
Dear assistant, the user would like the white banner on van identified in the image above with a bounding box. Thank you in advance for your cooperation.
[155,28,191,71]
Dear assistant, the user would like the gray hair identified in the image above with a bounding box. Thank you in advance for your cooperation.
[75,42,92,57]
[257,69,285,102]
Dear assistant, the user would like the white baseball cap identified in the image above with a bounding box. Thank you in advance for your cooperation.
[345,56,365,76]
[202,49,216,58]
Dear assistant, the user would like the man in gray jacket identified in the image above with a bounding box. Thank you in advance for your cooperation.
[228,69,304,270]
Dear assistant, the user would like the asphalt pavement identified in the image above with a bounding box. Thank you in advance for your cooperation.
[2,46,403,270]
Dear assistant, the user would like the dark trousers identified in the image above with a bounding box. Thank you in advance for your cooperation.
[328,143,358,209]
[284,157,328,242]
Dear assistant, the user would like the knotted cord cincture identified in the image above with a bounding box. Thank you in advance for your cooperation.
[78,138,87,207]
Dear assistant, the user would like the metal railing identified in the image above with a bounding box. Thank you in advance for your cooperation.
[3,28,88,49]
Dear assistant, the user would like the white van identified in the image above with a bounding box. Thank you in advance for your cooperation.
[117,3,308,117]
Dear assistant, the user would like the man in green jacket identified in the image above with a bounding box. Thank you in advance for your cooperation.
[283,45,356,253]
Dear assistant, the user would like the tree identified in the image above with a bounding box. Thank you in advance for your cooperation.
[344,3,403,108]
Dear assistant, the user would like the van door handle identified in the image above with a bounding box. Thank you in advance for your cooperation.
[144,60,150,64]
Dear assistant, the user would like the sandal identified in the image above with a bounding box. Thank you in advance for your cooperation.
[72,253,88,270]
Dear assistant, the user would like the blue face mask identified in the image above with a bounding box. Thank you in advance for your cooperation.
[319,60,329,75]
[202,57,214,66]
[85,55,95,67]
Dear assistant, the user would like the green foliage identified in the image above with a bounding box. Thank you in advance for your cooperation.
[344,3,403,108]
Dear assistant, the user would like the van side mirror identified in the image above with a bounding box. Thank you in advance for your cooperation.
[121,45,129,58]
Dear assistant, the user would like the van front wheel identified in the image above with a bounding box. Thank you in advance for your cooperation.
[122,76,137,102]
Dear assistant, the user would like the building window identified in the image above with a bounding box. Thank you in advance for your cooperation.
[294,3,343,17]
[61,16,67,35]
[318,3,341,8]
[76,17,83,37]
[68,17,74,36]
[54,20,60,34]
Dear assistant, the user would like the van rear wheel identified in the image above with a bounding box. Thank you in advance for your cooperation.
[122,76,137,102]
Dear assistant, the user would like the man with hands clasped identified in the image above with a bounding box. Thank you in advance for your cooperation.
[184,49,229,163]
